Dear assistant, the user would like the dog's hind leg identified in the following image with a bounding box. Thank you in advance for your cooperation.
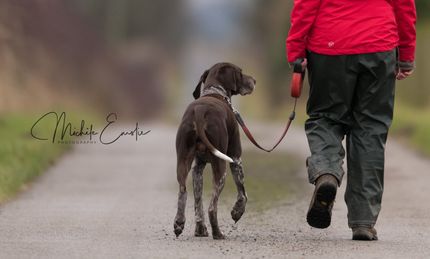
[192,158,208,237]
[174,155,193,237]
[208,160,227,240]
[230,158,248,223]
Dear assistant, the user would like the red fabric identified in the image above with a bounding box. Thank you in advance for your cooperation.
[286,0,416,63]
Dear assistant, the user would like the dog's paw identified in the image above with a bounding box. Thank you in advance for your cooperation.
[231,199,247,223]
[212,230,225,240]
[231,209,244,223]
[174,220,185,237]
[194,223,209,237]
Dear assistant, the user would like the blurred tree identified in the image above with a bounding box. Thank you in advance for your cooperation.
[72,0,187,55]
[69,0,189,118]
[0,0,130,113]
[249,0,293,107]
[416,0,430,20]
[0,0,185,117]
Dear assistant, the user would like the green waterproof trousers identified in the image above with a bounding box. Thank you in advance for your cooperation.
[305,49,396,227]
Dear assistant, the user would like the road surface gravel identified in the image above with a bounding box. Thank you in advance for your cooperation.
[0,123,429,258]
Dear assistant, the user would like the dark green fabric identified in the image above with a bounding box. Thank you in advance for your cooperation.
[305,49,396,227]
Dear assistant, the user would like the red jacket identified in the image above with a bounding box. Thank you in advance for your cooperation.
[286,0,416,63]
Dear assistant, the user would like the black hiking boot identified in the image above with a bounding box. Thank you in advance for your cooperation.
[306,174,338,229]
[352,226,378,241]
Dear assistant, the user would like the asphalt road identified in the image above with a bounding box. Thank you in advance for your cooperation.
[0,123,429,258]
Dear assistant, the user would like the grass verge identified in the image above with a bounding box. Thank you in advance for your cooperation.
[391,104,430,156]
[0,112,98,203]
[0,114,70,202]
[203,150,303,211]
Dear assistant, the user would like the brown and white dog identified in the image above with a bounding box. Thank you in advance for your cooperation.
[174,63,256,239]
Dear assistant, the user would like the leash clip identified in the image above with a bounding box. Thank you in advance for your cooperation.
[225,97,244,126]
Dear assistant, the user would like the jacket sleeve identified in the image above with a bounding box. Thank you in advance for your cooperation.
[393,0,417,62]
[286,0,321,63]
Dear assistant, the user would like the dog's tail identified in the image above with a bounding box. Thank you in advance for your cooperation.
[194,106,234,164]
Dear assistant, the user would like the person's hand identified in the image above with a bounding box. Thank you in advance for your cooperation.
[289,58,308,71]
[396,60,415,80]
[300,58,308,71]
[396,69,414,80]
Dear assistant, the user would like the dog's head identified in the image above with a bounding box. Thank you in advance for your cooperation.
[193,63,256,99]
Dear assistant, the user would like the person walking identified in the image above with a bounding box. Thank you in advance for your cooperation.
[286,0,416,240]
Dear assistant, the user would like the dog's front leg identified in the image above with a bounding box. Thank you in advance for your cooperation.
[192,159,208,237]
[230,158,248,223]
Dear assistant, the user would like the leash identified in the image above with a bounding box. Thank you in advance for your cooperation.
[230,99,297,152]
[230,59,306,153]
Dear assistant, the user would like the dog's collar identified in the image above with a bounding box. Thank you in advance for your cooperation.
[201,83,238,113]
[201,84,230,101]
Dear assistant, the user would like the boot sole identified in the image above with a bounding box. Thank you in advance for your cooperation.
[306,182,337,229]
[352,234,378,241]
[352,229,378,241]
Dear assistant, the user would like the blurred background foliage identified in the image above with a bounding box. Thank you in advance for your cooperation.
[0,0,429,200]
[0,0,429,150]
[417,0,430,20]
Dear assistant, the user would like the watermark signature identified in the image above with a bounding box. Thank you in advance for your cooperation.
[30,112,150,145]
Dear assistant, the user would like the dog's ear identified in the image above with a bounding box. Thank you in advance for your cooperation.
[193,69,209,99]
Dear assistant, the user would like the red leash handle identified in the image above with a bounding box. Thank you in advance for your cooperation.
[291,59,306,98]
[234,59,306,152]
